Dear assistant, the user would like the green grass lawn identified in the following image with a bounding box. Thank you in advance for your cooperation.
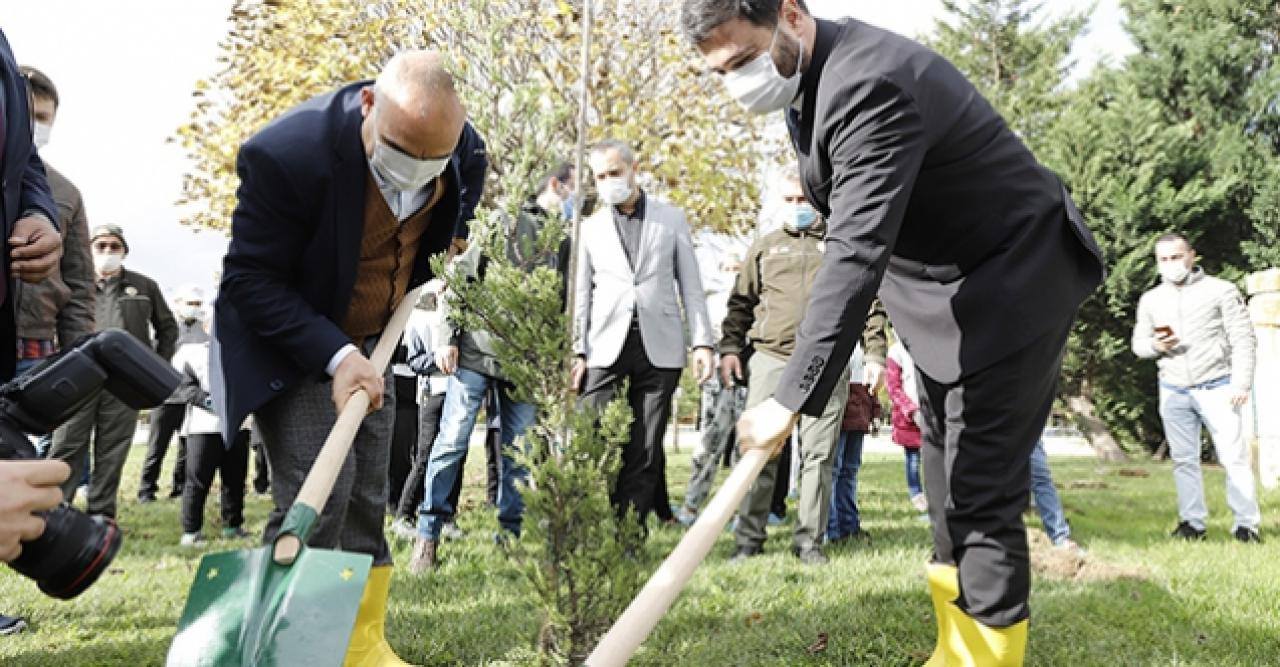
[2,437,1277,666]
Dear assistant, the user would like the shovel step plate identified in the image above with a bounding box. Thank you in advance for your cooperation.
[167,546,372,667]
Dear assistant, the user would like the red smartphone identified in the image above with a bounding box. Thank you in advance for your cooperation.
[1154,325,1173,337]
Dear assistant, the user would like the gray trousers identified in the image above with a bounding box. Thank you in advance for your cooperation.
[683,376,748,511]
[49,391,138,518]
[736,351,847,551]
[255,369,394,566]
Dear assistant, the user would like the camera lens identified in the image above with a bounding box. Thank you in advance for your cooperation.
[8,504,122,600]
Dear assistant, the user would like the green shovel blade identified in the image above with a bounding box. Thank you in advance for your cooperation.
[167,545,372,667]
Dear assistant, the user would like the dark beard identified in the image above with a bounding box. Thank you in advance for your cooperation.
[774,28,805,79]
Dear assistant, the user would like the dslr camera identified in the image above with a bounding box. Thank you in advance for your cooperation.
[0,329,180,599]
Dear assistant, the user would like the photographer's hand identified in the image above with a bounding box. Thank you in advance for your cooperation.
[0,460,70,562]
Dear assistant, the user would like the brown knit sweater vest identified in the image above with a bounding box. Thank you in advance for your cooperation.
[342,172,442,340]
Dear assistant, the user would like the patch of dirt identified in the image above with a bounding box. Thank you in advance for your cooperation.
[1028,531,1149,583]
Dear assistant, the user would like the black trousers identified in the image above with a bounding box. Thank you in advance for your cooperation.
[919,321,1071,628]
[181,431,249,534]
[771,439,792,518]
[580,327,682,523]
[387,374,419,511]
[483,389,502,505]
[139,402,188,497]
[394,392,463,521]
[250,423,270,494]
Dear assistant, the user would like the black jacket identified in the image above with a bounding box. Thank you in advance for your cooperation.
[775,18,1104,415]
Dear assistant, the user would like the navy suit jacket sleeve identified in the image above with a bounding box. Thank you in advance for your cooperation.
[220,141,351,375]
[774,77,927,416]
[451,122,488,240]
[1,26,56,228]
[20,150,56,227]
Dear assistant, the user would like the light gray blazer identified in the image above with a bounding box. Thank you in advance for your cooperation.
[573,196,713,369]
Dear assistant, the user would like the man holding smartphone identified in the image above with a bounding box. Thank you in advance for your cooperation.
[1132,232,1261,543]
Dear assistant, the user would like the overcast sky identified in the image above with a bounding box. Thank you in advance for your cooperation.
[3,1,1135,300]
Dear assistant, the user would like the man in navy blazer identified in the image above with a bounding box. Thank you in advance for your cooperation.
[211,51,477,666]
[683,2,1105,664]
[0,28,64,382]
[0,27,70,638]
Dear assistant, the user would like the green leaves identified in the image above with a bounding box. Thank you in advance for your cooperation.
[179,0,764,236]
[932,1,1280,451]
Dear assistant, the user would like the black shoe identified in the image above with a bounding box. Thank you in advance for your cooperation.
[794,545,829,565]
[1233,527,1262,544]
[136,493,156,504]
[0,614,27,636]
[1171,521,1206,541]
[729,545,763,564]
[168,488,184,499]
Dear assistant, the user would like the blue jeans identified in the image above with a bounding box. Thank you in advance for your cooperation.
[904,448,922,497]
[417,368,536,540]
[1029,440,1070,544]
[827,431,864,540]
[1159,381,1259,531]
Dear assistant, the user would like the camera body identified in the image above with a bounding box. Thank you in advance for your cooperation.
[0,329,180,599]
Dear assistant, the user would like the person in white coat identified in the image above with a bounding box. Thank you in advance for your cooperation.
[172,327,251,546]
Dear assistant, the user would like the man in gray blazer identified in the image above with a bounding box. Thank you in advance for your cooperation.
[572,139,714,524]
[682,1,1105,664]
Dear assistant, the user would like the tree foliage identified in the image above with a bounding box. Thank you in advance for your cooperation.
[931,1,1280,451]
[928,0,1087,151]
[434,214,644,664]
[1045,0,1280,450]
[175,0,764,233]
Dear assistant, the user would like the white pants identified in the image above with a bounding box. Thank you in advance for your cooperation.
[1159,381,1261,531]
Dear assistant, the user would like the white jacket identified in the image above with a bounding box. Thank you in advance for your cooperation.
[1131,267,1256,392]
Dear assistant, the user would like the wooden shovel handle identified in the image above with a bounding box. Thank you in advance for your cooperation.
[273,283,426,565]
[585,446,772,666]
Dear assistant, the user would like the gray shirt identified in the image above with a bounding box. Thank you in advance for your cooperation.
[611,190,647,271]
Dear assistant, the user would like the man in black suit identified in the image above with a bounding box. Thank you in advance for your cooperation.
[212,50,475,666]
[680,2,1105,664]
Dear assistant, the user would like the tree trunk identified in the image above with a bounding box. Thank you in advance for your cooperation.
[1064,392,1128,462]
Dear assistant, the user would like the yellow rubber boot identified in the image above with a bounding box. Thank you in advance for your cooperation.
[923,564,959,666]
[343,566,416,667]
[924,563,1028,667]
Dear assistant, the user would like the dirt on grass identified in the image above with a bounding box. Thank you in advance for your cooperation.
[1028,531,1149,582]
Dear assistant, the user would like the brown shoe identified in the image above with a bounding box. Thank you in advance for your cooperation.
[408,538,438,574]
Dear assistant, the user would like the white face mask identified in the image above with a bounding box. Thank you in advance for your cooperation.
[34,122,52,150]
[1158,261,1191,285]
[721,22,805,114]
[597,175,634,206]
[179,304,205,322]
[370,138,449,192]
[94,252,123,276]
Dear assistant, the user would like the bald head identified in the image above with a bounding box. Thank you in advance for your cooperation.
[361,50,465,162]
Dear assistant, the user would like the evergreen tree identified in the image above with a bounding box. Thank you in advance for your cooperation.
[927,0,1087,152]
[1041,0,1280,451]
